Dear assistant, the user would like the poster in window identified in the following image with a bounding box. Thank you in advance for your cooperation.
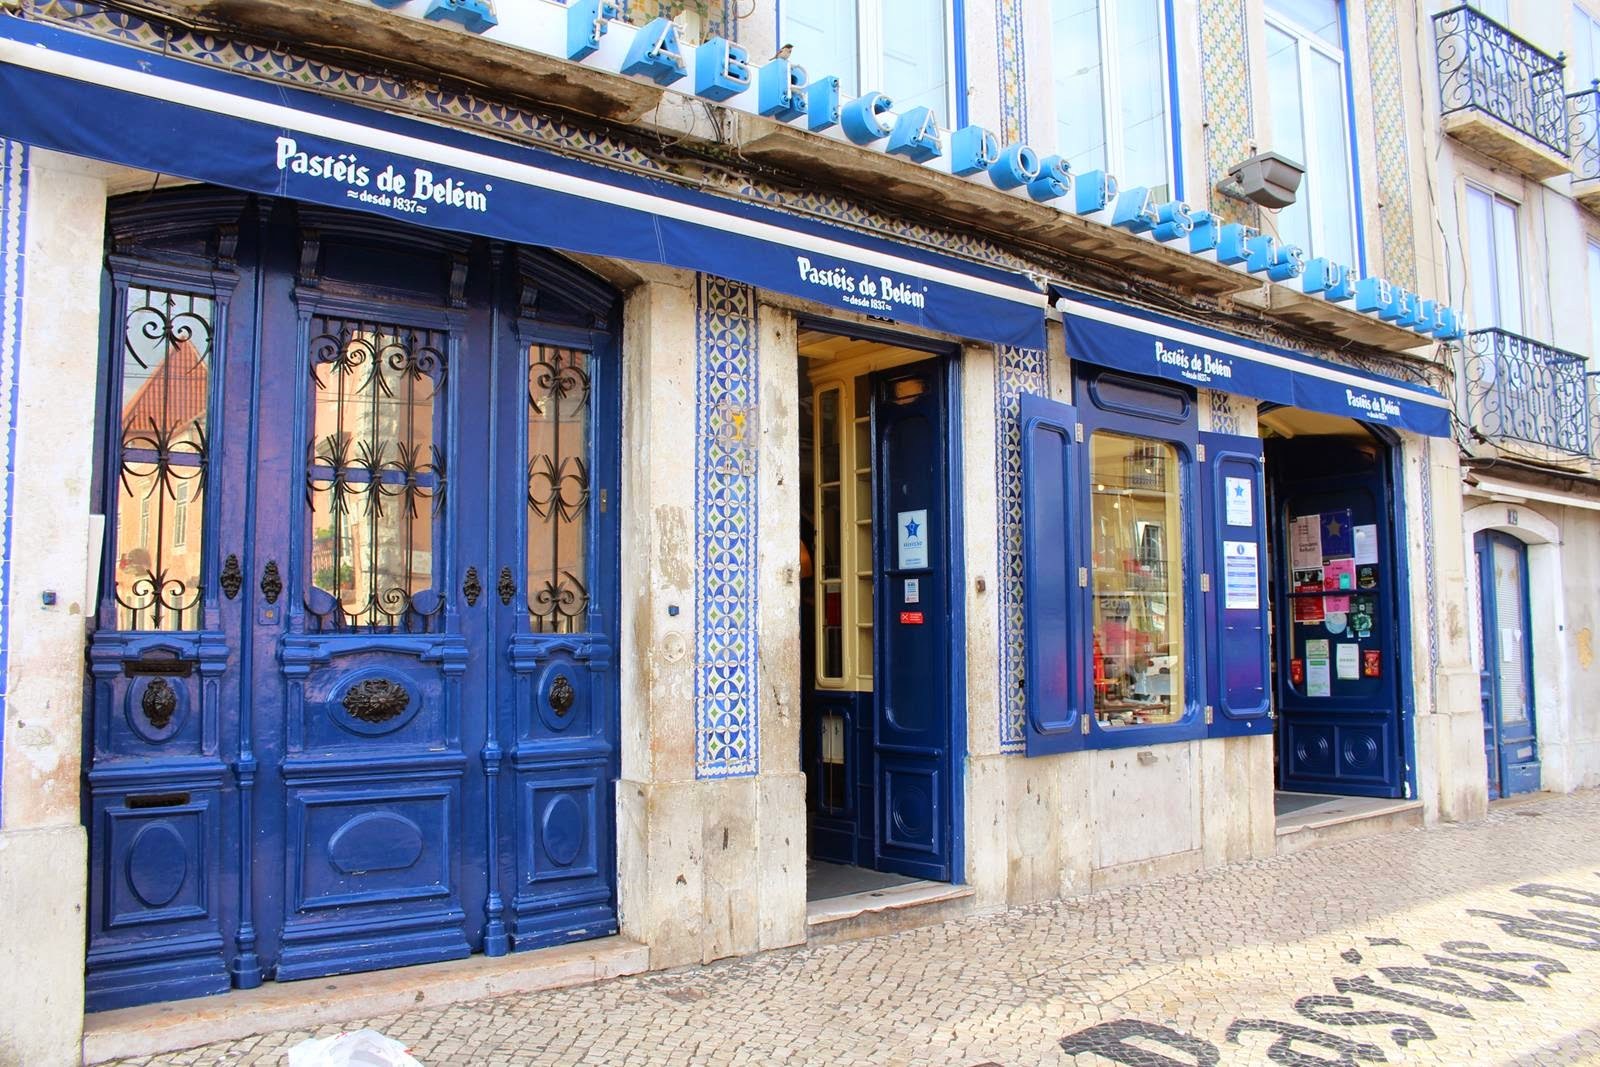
[1305,638,1332,698]
[1320,509,1354,559]
[1353,523,1378,565]
[1323,558,1356,614]
[1291,514,1322,571]
[1293,568,1324,624]
[1222,540,1260,610]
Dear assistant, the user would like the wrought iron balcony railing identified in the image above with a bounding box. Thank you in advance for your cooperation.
[1572,82,1600,182]
[1434,5,1569,157]
[1463,329,1591,454]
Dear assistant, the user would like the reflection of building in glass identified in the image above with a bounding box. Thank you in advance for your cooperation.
[114,287,211,631]
[307,320,444,631]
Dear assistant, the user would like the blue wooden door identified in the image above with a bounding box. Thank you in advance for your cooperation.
[84,195,618,1011]
[871,360,952,881]
[1475,532,1540,798]
[1270,438,1406,798]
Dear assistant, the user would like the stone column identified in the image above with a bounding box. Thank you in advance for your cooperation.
[0,148,110,1066]
[615,274,804,969]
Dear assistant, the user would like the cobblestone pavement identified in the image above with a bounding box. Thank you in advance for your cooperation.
[108,790,1600,1066]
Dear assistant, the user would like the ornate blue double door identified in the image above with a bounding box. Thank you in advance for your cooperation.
[83,192,620,1010]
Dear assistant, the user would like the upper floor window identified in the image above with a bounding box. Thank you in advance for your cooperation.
[1572,5,1600,88]
[1464,183,1523,334]
[1470,0,1511,26]
[1264,0,1358,269]
[783,0,954,122]
[1049,0,1173,202]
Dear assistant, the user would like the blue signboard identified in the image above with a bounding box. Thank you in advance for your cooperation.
[1055,287,1453,438]
[0,16,1048,350]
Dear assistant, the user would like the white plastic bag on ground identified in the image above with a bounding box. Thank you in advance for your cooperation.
[286,1028,425,1067]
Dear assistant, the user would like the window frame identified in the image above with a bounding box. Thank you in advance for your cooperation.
[778,0,963,129]
[1463,181,1525,334]
[1587,236,1600,360]
[1048,0,1178,203]
[1571,3,1600,89]
[1263,1,1362,269]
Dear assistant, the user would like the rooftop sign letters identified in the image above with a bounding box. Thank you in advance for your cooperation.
[363,0,1462,342]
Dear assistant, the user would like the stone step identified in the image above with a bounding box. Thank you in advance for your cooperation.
[804,881,976,947]
[82,935,649,1065]
[1275,795,1424,856]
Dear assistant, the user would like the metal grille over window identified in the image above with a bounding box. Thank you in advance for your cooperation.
[306,316,447,632]
[114,287,213,631]
[526,344,590,633]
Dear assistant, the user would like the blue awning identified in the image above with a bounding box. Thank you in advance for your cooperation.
[0,15,1048,350]
[1053,286,1453,438]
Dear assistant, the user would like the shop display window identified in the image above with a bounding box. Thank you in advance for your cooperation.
[1089,431,1184,726]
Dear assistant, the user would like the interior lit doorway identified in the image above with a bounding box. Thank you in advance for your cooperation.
[796,325,961,902]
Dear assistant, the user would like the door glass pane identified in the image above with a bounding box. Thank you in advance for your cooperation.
[1492,540,1529,724]
[306,316,446,632]
[1266,0,1342,46]
[1571,6,1597,88]
[114,286,213,631]
[1491,197,1523,335]
[785,0,860,99]
[1266,25,1312,257]
[1588,241,1600,360]
[881,0,948,118]
[1466,186,1500,330]
[1469,0,1510,26]
[527,345,592,634]
[1090,432,1184,726]
[1307,49,1355,267]
[1052,0,1109,177]
[1115,0,1170,200]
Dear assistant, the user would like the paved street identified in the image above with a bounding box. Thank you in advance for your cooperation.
[108,790,1600,1066]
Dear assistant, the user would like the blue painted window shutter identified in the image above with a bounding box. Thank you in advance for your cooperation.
[1020,393,1085,755]
[1200,431,1272,737]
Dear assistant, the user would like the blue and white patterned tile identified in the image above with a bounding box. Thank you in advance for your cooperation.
[695,274,760,779]
[994,0,1029,145]
[993,343,1049,751]
[1199,0,1258,228]
[1365,0,1419,289]
[0,140,28,817]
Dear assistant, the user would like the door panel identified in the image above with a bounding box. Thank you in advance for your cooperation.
[1270,438,1406,799]
[86,193,620,1010]
[1476,531,1541,798]
[872,361,951,881]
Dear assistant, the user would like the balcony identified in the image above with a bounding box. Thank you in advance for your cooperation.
[1570,83,1600,211]
[1462,329,1591,455]
[1434,5,1571,180]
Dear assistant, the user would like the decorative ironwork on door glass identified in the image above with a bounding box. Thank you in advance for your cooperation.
[526,344,590,633]
[305,315,447,632]
[113,286,213,631]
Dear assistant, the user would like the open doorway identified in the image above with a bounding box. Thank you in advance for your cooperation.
[796,326,959,904]
[1260,407,1414,824]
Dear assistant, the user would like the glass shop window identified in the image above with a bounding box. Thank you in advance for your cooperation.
[1089,431,1184,727]
[526,344,592,634]
[306,316,446,633]
[782,0,954,121]
[113,286,214,632]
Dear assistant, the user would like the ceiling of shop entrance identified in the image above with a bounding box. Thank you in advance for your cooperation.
[1259,406,1375,441]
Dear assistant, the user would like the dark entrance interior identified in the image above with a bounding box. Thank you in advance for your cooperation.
[1261,410,1409,801]
[796,328,957,900]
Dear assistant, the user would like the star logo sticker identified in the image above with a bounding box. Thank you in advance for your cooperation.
[1325,517,1343,536]
[905,518,921,538]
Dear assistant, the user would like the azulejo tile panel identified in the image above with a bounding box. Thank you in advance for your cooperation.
[695,274,760,779]
[1365,0,1419,290]
[1198,0,1258,228]
[0,140,27,818]
[994,0,1029,145]
[994,344,1049,751]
